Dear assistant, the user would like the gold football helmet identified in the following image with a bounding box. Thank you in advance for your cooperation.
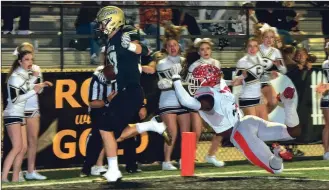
[96,6,125,35]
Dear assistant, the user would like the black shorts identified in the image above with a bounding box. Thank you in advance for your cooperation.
[3,117,24,127]
[239,98,261,108]
[158,107,189,115]
[24,110,40,118]
[99,84,144,135]
[90,108,107,130]
[261,83,271,88]
[321,99,329,109]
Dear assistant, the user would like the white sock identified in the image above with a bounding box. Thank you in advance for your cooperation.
[137,118,166,134]
[284,106,299,128]
[107,157,118,171]
[269,155,283,171]
[136,120,154,133]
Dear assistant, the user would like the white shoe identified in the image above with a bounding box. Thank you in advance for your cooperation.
[16,30,34,35]
[19,172,26,182]
[162,162,177,171]
[150,116,166,134]
[205,155,225,167]
[91,165,108,176]
[102,170,122,182]
[25,171,47,180]
[2,30,15,35]
[324,152,329,160]
[151,116,172,145]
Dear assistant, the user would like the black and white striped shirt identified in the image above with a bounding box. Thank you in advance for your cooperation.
[88,66,117,113]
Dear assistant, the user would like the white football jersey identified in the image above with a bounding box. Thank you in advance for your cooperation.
[156,55,185,80]
[322,60,329,100]
[25,65,43,111]
[236,55,264,99]
[258,44,286,77]
[4,67,37,117]
[195,87,239,134]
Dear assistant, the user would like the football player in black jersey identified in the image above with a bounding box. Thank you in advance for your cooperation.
[94,6,171,182]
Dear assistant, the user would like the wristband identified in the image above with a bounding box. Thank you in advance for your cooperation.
[104,99,110,105]
[128,43,137,52]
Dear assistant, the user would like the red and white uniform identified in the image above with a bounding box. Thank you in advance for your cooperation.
[173,75,299,174]
[185,58,229,96]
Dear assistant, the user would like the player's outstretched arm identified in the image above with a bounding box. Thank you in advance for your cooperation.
[171,64,202,111]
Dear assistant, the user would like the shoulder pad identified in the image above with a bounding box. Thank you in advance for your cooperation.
[122,26,141,41]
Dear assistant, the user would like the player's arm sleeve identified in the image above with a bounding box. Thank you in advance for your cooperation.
[8,77,36,104]
[275,49,287,74]
[172,78,201,110]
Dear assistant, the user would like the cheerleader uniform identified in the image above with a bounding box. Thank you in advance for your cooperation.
[321,60,329,109]
[3,67,38,127]
[156,55,188,115]
[258,44,287,86]
[236,54,265,108]
[24,65,43,118]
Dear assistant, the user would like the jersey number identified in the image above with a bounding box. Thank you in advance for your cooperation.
[108,51,118,74]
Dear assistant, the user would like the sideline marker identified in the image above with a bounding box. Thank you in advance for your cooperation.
[181,132,196,177]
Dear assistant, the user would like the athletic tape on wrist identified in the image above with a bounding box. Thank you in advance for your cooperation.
[128,43,137,52]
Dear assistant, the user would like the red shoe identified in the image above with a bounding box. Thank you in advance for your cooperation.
[272,143,293,161]
[277,87,295,102]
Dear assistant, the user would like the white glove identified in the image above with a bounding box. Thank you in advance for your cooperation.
[158,78,173,90]
[121,33,131,49]
[170,64,182,76]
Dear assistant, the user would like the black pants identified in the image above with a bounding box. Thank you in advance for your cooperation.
[1,2,31,31]
[82,84,144,174]
[81,110,104,174]
[81,112,139,173]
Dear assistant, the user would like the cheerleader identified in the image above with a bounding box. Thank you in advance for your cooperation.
[2,50,52,182]
[185,38,226,167]
[234,37,267,119]
[157,38,191,170]
[315,53,329,160]
[13,43,48,180]
[258,24,287,116]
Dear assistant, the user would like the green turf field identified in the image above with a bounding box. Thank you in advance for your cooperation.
[2,159,329,189]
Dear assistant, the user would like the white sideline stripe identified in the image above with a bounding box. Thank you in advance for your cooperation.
[3,167,329,188]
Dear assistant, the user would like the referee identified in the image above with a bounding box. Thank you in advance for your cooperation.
[81,65,117,177]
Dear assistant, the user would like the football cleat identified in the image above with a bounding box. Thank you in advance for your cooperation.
[277,87,295,102]
[152,116,172,146]
[272,143,293,161]
[102,170,122,182]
